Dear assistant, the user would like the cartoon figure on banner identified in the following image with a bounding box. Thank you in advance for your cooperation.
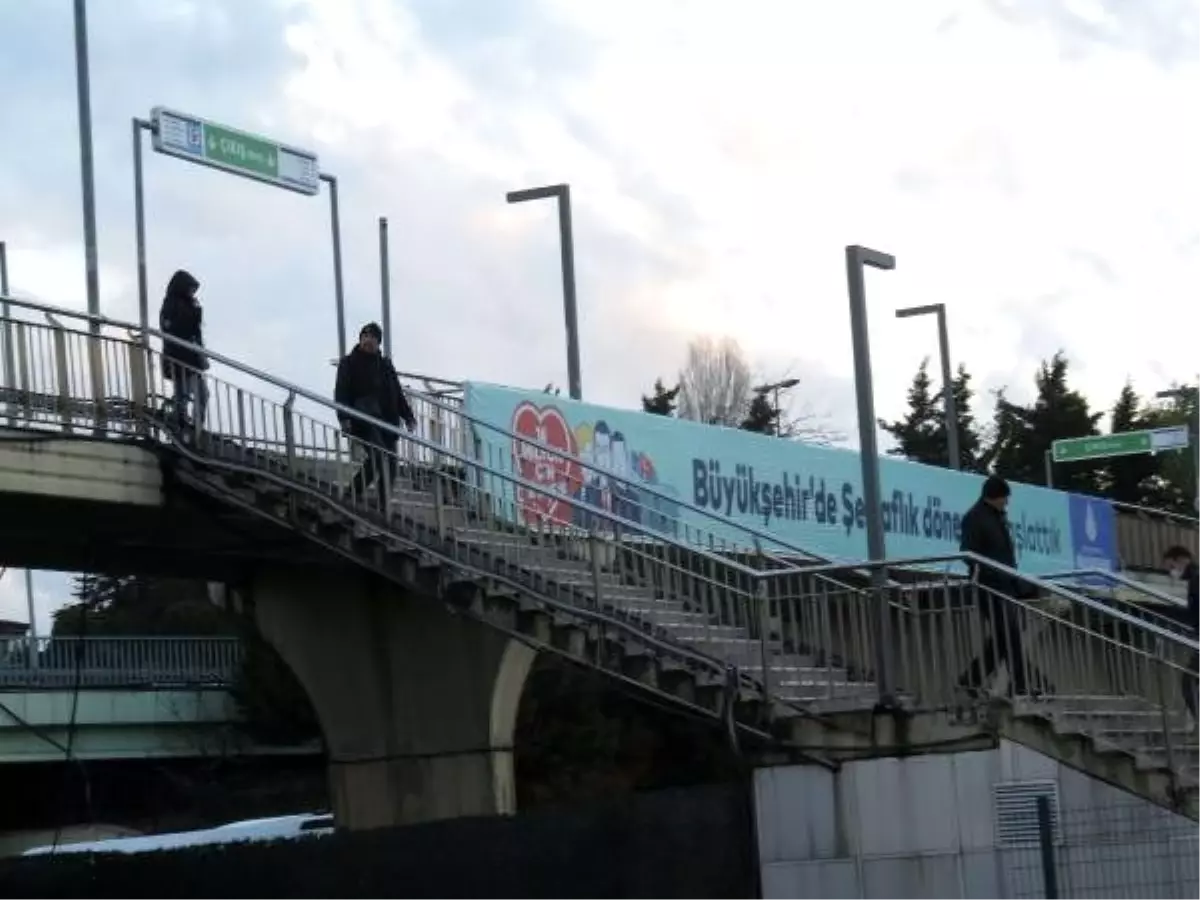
[508,401,681,534]
[510,401,583,527]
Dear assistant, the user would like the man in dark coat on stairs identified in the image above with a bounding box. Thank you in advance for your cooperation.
[957,475,1045,697]
[1163,544,1198,723]
[334,322,416,510]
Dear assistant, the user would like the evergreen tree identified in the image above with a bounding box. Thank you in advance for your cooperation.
[879,358,944,465]
[934,364,984,472]
[55,574,235,636]
[987,352,1103,493]
[641,378,680,416]
[741,392,779,434]
[1141,384,1198,515]
[56,574,320,745]
[1103,382,1159,506]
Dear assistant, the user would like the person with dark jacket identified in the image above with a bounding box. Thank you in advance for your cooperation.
[1163,544,1198,720]
[957,475,1043,696]
[158,270,207,430]
[334,322,416,509]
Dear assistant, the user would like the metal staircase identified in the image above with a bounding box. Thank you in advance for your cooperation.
[2,295,1197,817]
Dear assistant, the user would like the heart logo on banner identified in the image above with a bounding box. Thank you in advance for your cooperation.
[510,402,583,526]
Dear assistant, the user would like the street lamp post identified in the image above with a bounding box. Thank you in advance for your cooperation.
[896,303,961,470]
[1157,386,1199,510]
[754,377,800,436]
[846,244,896,704]
[72,0,101,332]
[506,184,581,401]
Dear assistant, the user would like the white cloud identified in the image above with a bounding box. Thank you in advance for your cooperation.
[2,0,1197,446]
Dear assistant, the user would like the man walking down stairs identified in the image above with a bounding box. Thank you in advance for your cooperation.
[1163,544,1199,729]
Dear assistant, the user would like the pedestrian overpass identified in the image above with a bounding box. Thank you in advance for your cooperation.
[0,635,317,763]
[0,295,1195,830]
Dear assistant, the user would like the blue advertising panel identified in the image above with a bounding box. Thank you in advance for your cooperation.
[1067,494,1119,582]
[463,383,1080,575]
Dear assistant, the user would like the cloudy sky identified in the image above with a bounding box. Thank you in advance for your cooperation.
[1,0,1197,628]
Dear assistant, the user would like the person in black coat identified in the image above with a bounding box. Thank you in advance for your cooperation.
[334,322,416,509]
[957,475,1043,696]
[158,270,207,429]
[1163,544,1198,720]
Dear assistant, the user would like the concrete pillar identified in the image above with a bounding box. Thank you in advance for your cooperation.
[252,567,536,830]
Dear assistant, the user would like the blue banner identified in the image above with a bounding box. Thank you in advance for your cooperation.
[1067,494,1119,581]
[464,382,1090,575]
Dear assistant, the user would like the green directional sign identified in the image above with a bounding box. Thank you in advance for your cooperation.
[150,107,321,196]
[1052,426,1190,463]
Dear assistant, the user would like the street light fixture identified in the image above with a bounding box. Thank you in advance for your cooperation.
[506,184,582,401]
[895,303,960,470]
[1156,386,1199,510]
[845,244,896,704]
[754,377,801,437]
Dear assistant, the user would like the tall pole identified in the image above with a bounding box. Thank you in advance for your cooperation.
[896,303,960,470]
[845,244,896,704]
[0,241,14,424]
[24,569,38,650]
[132,118,150,333]
[1191,391,1198,512]
[378,216,392,358]
[774,386,782,437]
[934,305,961,470]
[72,0,101,333]
[1045,450,1054,488]
[556,186,581,401]
[321,174,347,360]
[506,184,582,400]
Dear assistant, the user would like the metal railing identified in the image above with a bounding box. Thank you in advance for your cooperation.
[1,296,1198,789]
[762,553,1198,782]
[0,295,842,572]
[1114,506,1199,572]
[1040,568,1193,635]
[0,636,243,689]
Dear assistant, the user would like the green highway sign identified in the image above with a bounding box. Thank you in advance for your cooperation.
[1051,425,1190,463]
[150,107,320,196]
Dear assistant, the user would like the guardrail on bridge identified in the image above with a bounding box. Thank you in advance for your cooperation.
[0,636,243,689]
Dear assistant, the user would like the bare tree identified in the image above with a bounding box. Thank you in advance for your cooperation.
[677,337,753,427]
[763,367,846,446]
[780,399,846,446]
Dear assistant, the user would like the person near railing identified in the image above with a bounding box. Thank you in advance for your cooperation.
[1163,544,1198,723]
[956,475,1048,697]
[158,269,208,432]
[334,322,416,509]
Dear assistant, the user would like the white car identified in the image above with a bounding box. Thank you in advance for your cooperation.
[22,812,335,856]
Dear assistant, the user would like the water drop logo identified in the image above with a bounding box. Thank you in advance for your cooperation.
[1085,501,1098,543]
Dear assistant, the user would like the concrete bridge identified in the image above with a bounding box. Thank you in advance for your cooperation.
[0,635,317,763]
[0,295,1196,832]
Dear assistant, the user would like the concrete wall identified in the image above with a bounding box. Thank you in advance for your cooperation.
[755,740,1198,899]
[0,432,161,506]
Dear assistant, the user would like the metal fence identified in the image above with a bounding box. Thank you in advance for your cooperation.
[0,636,243,689]
[1006,797,1199,898]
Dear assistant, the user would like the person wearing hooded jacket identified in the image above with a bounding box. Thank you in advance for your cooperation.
[158,269,207,429]
[335,322,416,509]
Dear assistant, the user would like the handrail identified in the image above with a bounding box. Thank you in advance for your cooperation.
[1037,568,1194,638]
[0,297,779,582]
[1112,499,1199,527]
[0,294,847,573]
[766,551,1200,652]
[1040,568,1189,606]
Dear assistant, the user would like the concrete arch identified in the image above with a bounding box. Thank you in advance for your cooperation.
[251,566,535,830]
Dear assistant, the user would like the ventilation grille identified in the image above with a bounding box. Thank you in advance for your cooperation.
[993,780,1061,847]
